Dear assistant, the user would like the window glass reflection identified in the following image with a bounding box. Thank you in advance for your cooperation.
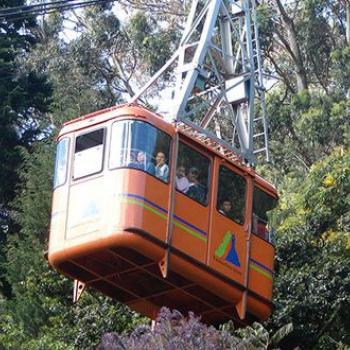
[252,187,277,241]
[110,120,171,182]
[176,143,210,205]
[217,166,246,225]
[54,138,69,188]
[73,128,105,179]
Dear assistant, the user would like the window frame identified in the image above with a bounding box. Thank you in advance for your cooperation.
[72,126,107,181]
[175,138,212,207]
[108,119,173,185]
[216,164,247,226]
[53,137,70,189]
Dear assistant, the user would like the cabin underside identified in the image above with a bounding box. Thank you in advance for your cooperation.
[56,243,263,326]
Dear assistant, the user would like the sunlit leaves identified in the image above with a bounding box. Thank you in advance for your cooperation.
[269,149,350,349]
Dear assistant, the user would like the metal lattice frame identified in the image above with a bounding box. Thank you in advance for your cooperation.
[130,0,269,165]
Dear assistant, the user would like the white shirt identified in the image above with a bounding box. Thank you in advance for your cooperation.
[175,176,190,193]
[155,163,169,181]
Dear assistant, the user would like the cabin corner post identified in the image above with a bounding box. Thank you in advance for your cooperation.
[205,157,220,267]
[236,174,254,320]
[159,132,180,278]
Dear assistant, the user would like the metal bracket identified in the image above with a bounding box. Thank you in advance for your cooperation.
[235,293,247,320]
[158,256,169,279]
[73,279,86,302]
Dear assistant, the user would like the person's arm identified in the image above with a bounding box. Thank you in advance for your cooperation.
[147,162,155,175]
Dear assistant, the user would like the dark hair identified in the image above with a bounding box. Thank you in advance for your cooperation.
[188,167,199,176]
[221,198,231,204]
[156,151,167,163]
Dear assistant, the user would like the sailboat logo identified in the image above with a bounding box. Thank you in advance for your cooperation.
[215,231,241,267]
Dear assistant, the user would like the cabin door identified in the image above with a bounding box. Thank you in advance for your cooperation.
[208,163,252,288]
[171,141,212,264]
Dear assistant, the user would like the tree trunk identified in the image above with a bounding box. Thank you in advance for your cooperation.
[346,1,350,44]
[275,0,308,92]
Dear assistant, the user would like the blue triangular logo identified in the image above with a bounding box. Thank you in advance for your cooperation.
[225,234,241,267]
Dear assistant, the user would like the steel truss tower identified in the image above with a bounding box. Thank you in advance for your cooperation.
[130,0,269,165]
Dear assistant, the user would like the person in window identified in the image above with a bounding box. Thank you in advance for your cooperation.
[257,216,268,239]
[155,151,169,181]
[187,167,206,203]
[253,214,268,239]
[175,165,190,193]
[129,151,155,175]
[219,199,232,217]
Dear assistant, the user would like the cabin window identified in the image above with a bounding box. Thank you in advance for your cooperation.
[54,138,69,188]
[176,142,210,205]
[217,166,246,225]
[252,187,277,241]
[110,120,171,182]
[73,128,105,179]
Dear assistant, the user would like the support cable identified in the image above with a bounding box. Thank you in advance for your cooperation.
[0,0,116,20]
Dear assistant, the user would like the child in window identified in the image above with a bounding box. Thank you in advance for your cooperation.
[155,151,169,181]
[175,165,190,192]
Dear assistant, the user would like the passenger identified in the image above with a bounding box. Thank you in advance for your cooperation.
[253,214,268,239]
[219,199,232,217]
[129,151,155,175]
[129,150,146,169]
[187,167,206,203]
[257,220,268,240]
[155,151,169,181]
[175,165,190,193]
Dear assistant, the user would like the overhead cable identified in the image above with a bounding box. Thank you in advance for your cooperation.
[0,0,116,20]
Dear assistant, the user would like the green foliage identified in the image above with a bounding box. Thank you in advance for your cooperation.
[128,12,178,75]
[303,149,350,234]
[27,8,127,125]
[331,46,350,95]
[268,149,350,349]
[267,91,350,174]
[297,0,333,87]
[11,143,54,241]
[271,230,350,349]
[276,148,350,235]
[262,0,349,93]
[256,4,275,51]
[0,4,51,206]
[0,0,52,299]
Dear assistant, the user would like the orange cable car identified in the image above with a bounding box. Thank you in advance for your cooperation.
[48,104,278,325]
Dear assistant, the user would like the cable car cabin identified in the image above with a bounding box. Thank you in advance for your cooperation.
[49,104,278,325]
